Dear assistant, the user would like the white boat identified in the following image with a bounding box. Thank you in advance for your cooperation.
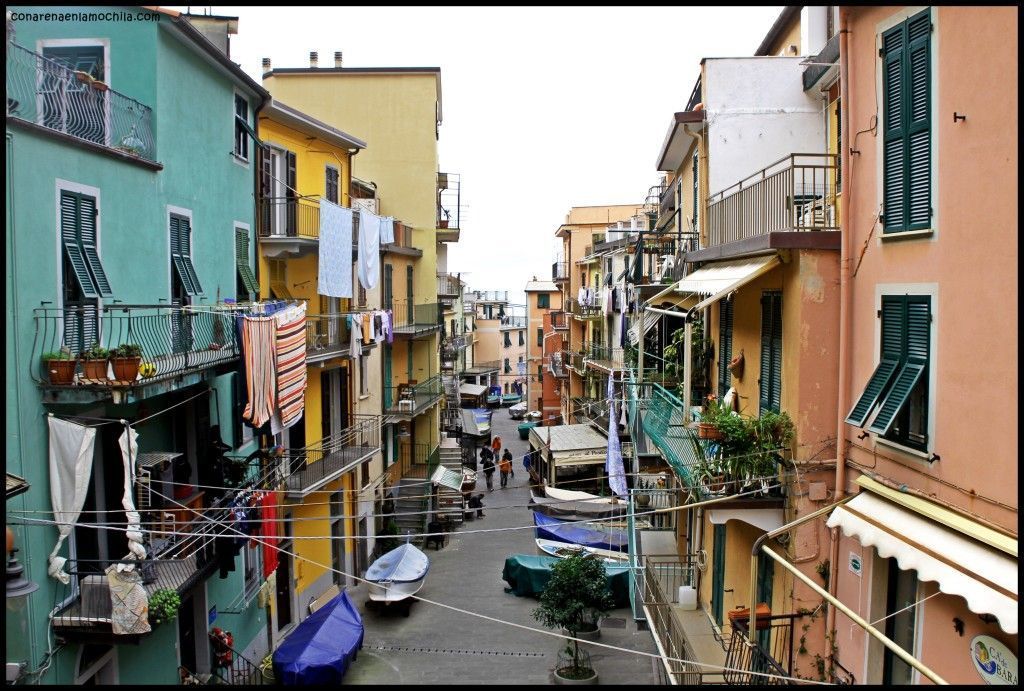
[365,543,429,603]
[535,538,629,565]
[531,486,627,519]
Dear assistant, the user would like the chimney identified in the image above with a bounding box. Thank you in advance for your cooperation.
[262,57,271,72]
[334,51,343,68]
[309,51,318,68]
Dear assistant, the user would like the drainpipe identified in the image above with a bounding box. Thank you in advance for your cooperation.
[827,4,853,652]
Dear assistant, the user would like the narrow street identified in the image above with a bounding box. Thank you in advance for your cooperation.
[343,411,658,684]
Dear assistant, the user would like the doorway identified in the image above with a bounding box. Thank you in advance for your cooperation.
[881,561,919,684]
[711,523,727,626]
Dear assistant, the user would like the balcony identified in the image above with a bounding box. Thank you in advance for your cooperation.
[257,197,327,258]
[278,415,381,498]
[33,305,239,404]
[305,312,369,364]
[384,375,443,419]
[552,261,569,282]
[550,310,569,330]
[723,613,808,685]
[549,351,568,379]
[436,172,462,243]
[582,342,626,373]
[470,290,508,303]
[464,359,499,376]
[437,273,461,299]
[390,300,441,339]
[383,220,422,257]
[566,297,602,320]
[6,42,159,168]
[658,184,677,227]
[701,153,840,260]
[500,315,527,329]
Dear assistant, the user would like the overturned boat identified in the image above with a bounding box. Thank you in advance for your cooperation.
[365,542,429,604]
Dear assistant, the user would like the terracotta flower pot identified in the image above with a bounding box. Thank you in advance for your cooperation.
[46,359,77,385]
[111,356,141,381]
[81,359,109,381]
[697,422,723,441]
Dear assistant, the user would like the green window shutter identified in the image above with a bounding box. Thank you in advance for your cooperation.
[718,297,733,398]
[868,361,925,435]
[906,12,931,229]
[759,293,772,413]
[60,191,100,299]
[770,292,782,411]
[845,357,900,426]
[235,228,259,295]
[63,242,99,299]
[170,216,200,296]
[759,292,781,413]
[905,296,930,363]
[180,218,203,295]
[881,21,906,232]
[77,194,112,297]
[867,295,931,437]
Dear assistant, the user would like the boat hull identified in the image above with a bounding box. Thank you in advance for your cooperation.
[535,538,629,564]
[366,577,425,603]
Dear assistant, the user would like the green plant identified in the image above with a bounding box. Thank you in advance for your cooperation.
[111,343,143,358]
[41,350,74,361]
[533,553,614,677]
[80,343,110,360]
[377,519,401,554]
[149,587,181,625]
[815,559,830,586]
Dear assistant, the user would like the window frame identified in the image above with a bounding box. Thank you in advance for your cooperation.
[55,180,105,358]
[325,165,340,204]
[536,327,543,348]
[233,92,251,162]
[758,291,782,414]
[537,293,550,309]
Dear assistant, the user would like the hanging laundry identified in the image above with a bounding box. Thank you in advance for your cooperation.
[261,491,280,579]
[374,311,385,343]
[577,286,587,305]
[379,216,395,245]
[384,309,394,344]
[242,315,277,428]
[349,313,362,367]
[117,425,147,563]
[318,200,354,298]
[360,312,372,343]
[357,208,380,290]
[106,563,151,635]
[275,302,307,429]
[46,416,96,584]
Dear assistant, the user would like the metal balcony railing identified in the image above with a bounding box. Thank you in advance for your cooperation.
[6,41,157,162]
[645,183,667,217]
[552,261,569,281]
[499,315,527,328]
[723,614,805,685]
[278,415,381,496]
[659,184,676,220]
[566,297,601,319]
[706,153,839,247]
[582,342,625,369]
[207,632,269,685]
[32,305,239,388]
[385,375,443,417]
[640,554,711,685]
[550,311,569,330]
[437,273,461,297]
[436,172,461,230]
[306,312,354,361]
[470,290,508,303]
[257,196,322,240]
[390,300,440,336]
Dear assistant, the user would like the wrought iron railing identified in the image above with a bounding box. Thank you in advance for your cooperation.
[6,41,157,162]
[706,153,839,247]
[306,312,354,360]
[552,261,569,281]
[436,172,461,230]
[645,183,667,217]
[277,415,381,495]
[385,375,443,416]
[641,559,711,685]
[437,273,461,296]
[724,614,804,685]
[550,310,569,330]
[390,300,440,333]
[582,342,625,369]
[208,633,269,685]
[257,196,322,240]
[32,305,239,387]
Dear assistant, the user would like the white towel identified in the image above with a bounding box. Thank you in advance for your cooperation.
[318,199,353,298]
[357,208,380,290]
[47,416,96,584]
[379,216,395,245]
[117,425,147,564]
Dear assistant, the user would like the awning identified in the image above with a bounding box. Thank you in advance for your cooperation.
[709,508,785,533]
[459,383,487,397]
[827,490,1018,634]
[675,254,780,311]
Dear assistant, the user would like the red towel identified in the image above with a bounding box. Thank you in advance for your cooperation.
[261,491,279,579]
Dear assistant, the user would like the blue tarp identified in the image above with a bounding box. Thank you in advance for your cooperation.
[533,511,628,552]
[272,590,364,685]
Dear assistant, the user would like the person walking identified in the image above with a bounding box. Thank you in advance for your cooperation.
[491,435,502,462]
[498,451,512,488]
[482,453,496,492]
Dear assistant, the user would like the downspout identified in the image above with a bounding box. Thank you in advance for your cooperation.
[827,5,853,651]
[747,499,948,685]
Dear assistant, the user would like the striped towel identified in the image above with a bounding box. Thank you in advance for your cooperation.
[242,316,277,428]
[275,303,307,427]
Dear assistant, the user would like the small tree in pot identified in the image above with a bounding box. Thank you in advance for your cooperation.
[533,553,615,683]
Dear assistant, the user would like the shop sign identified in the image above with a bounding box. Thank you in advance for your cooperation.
[971,635,1017,685]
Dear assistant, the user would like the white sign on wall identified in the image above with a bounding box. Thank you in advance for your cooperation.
[971,635,1018,685]
[848,552,862,576]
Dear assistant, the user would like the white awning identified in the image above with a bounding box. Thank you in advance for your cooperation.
[675,254,780,311]
[827,491,1018,634]
[709,508,785,533]
[459,383,487,397]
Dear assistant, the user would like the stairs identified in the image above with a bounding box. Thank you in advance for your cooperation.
[393,477,428,546]
[436,444,466,528]
[441,374,462,435]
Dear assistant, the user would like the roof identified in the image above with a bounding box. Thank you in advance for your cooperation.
[6,473,29,500]
[530,424,607,453]
[656,110,705,172]
[754,6,802,56]
[524,281,558,293]
[261,98,366,151]
[459,383,488,397]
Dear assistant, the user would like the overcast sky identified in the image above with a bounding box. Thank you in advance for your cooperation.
[186,6,783,302]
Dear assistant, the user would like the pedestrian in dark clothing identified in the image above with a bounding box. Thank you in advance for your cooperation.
[482,456,495,491]
[468,493,485,517]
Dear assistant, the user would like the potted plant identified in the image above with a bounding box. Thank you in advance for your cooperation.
[697,393,727,440]
[42,349,77,385]
[110,343,143,381]
[79,343,110,380]
[149,587,181,626]
[533,553,614,684]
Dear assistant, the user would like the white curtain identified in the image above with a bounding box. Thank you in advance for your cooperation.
[47,416,96,584]
[357,208,380,290]
[118,424,147,566]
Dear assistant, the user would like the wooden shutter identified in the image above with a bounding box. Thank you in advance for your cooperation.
[718,297,733,398]
[759,291,781,413]
[846,358,900,426]
[869,361,925,435]
[285,151,297,236]
[383,264,393,308]
[235,228,259,295]
[867,295,930,436]
[76,194,112,297]
[60,191,99,299]
[906,12,931,229]
[882,22,906,232]
[770,293,782,411]
[258,145,272,234]
[170,216,200,296]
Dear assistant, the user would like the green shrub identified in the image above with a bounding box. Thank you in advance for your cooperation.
[149,588,181,625]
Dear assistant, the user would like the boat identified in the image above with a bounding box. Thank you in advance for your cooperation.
[486,385,502,407]
[535,538,629,564]
[532,511,628,552]
[509,401,528,419]
[502,555,631,606]
[272,590,364,684]
[365,542,429,603]
[461,408,492,443]
[501,392,522,407]
[530,486,627,519]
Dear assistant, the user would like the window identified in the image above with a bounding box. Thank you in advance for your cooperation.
[234,94,251,160]
[758,291,782,414]
[235,226,258,300]
[846,295,930,451]
[518,330,524,346]
[537,293,550,309]
[359,356,369,397]
[42,45,106,146]
[538,365,543,385]
[718,297,734,398]
[170,214,202,296]
[60,190,109,352]
[536,328,543,348]
[268,259,291,299]
[503,332,512,348]
[325,166,339,204]
[504,358,511,374]
[881,10,931,234]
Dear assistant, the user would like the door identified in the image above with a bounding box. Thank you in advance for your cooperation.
[405,266,414,325]
[275,533,293,633]
[269,148,290,235]
[882,561,919,684]
[711,523,727,626]
[755,549,775,666]
[178,592,197,673]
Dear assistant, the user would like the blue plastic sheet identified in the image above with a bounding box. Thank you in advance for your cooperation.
[533,512,628,552]
[272,590,364,685]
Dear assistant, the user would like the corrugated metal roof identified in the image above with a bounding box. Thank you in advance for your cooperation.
[530,424,607,453]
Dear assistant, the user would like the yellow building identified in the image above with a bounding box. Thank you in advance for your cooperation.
[255,98,389,641]
[262,55,453,503]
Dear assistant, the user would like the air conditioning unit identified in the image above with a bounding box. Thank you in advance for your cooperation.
[353,197,379,215]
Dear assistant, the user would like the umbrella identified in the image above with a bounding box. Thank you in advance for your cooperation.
[272,590,364,685]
